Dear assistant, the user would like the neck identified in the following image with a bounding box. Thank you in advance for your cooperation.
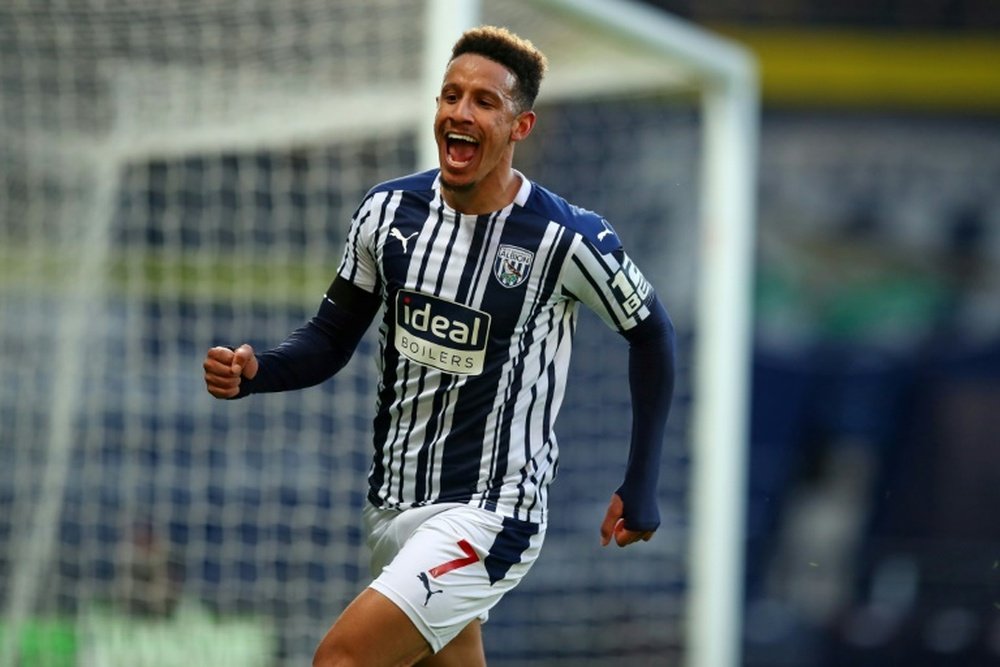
[441,166,522,215]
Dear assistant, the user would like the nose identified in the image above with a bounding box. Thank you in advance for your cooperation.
[449,94,474,123]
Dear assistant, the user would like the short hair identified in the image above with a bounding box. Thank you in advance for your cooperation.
[450,26,548,112]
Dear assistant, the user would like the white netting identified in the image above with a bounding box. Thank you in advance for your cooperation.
[0,2,712,665]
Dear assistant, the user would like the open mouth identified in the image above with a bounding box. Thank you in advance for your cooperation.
[444,132,479,168]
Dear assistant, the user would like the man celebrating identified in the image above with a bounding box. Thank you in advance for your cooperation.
[204,25,675,667]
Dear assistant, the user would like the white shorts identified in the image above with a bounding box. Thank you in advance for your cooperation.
[363,503,545,653]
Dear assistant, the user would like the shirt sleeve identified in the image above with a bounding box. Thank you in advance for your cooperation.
[335,193,382,293]
[232,191,384,398]
[561,233,657,334]
[617,296,676,531]
[562,229,675,532]
[233,278,380,398]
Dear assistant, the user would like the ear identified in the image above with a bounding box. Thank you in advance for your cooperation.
[510,110,536,143]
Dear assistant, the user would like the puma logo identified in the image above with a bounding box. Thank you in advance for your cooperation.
[416,539,478,606]
[597,220,615,242]
[390,228,419,253]
[417,572,443,606]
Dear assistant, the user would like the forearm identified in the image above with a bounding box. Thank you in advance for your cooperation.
[235,278,379,397]
[236,318,352,396]
[616,296,676,531]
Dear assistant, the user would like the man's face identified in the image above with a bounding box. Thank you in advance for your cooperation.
[435,53,532,195]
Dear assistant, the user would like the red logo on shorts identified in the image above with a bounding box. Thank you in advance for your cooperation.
[417,539,480,606]
[429,539,479,577]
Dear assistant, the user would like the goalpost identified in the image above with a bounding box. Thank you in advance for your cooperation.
[0,1,757,666]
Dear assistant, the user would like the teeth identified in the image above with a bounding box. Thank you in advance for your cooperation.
[446,132,478,144]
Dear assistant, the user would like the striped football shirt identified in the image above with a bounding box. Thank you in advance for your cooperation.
[337,169,657,526]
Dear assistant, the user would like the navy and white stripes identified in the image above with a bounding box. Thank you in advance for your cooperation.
[337,169,656,526]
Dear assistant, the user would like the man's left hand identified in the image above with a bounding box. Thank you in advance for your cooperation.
[599,493,654,547]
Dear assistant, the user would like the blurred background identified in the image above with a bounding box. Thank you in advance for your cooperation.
[650,1,1000,665]
[1,1,998,666]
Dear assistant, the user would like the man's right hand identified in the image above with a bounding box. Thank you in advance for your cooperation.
[203,344,258,399]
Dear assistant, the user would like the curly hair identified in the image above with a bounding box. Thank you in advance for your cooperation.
[450,26,548,112]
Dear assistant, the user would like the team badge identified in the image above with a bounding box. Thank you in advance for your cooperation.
[493,245,534,288]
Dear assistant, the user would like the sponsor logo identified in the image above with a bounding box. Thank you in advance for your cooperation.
[395,290,491,375]
[493,244,533,288]
[607,254,652,316]
[389,227,419,253]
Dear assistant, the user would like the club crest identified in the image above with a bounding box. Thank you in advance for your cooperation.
[493,245,534,288]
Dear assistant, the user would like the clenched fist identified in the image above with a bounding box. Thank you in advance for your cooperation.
[599,492,655,548]
[203,344,258,399]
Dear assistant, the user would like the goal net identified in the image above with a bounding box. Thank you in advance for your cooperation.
[0,1,756,666]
